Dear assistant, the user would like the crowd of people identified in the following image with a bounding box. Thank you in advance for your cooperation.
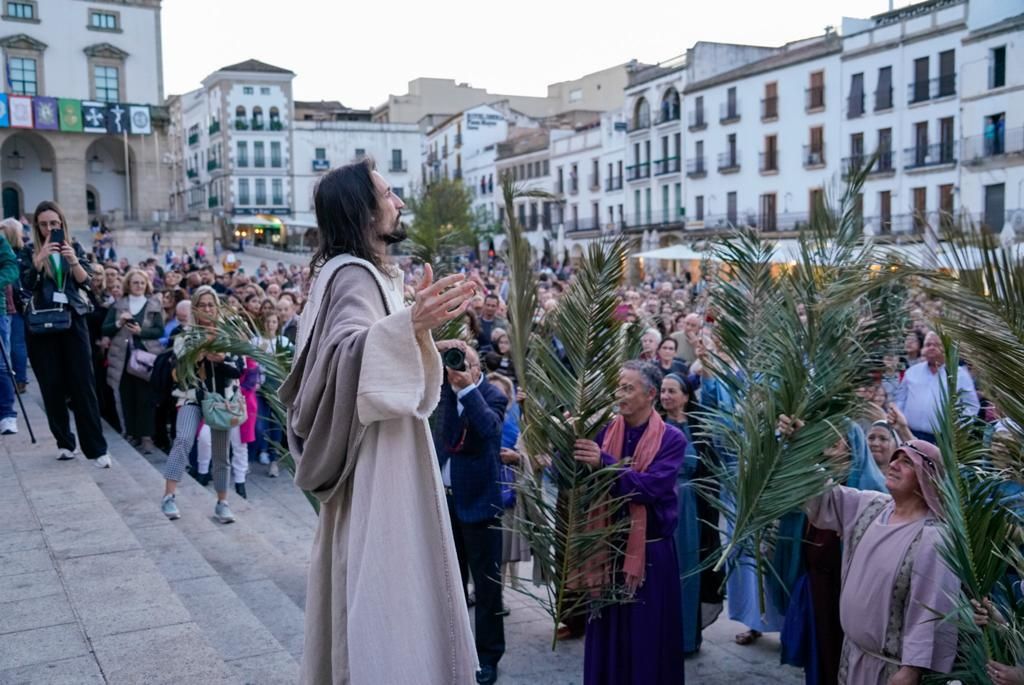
[10,157,1024,685]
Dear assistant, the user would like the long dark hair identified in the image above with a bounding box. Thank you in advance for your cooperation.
[310,157,382,275]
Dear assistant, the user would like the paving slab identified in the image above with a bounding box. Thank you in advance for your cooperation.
[0,593,76,636]
[59,548,192,638]
[0,568,63,603]
[0,655,105,685]
[0,548,54,578]
[33,497,141,561]
[0,530,46,554]
[91,622,237,685]
[0,623,91,672]
[230,578,307,661]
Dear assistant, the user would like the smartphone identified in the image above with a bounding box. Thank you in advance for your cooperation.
[49,228,65,244]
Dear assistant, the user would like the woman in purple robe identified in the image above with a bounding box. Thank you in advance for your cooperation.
[574,361,688,685]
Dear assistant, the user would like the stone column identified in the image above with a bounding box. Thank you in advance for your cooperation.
[52,133,90,230]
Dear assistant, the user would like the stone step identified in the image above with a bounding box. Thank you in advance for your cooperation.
[89,425,309,671]
[10,387,304,683]
[0,404,239,684]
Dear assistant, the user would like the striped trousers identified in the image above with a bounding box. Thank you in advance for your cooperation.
[162,403,231,494]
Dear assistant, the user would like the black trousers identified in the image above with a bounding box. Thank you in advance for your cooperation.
[119,372,154,439]
[27,315,108,459]
[447,495,505,668]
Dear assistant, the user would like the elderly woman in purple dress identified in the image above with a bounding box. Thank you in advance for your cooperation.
[573,361,688,685]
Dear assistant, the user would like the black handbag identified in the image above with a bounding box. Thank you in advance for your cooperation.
[26,298,72,335]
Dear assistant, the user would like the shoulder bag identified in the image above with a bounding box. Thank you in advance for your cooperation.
[26,298,71,335]
[200,360,247,430]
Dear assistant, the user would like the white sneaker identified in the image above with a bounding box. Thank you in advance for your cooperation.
[57,448,75,461]
[95,454,112,469]
[258,451,270,465]
[0,417,17,435]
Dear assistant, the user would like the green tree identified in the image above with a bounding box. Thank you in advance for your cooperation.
[403,178,475,268]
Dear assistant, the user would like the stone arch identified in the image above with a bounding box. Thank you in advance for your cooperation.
[0,131,56,219]
[633,97,650,128]
[85,135,137,222]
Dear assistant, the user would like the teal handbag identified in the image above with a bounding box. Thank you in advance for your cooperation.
[200,372,247,431]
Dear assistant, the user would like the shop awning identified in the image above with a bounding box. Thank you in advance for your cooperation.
[631,244,711,261]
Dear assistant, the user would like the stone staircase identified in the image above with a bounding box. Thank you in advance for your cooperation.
[0,388,315,684]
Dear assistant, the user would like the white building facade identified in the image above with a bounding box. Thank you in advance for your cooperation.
[0,0,168,229]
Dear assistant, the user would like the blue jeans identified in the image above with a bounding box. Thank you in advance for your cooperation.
[0,314,16,419]
[9,312,27,385]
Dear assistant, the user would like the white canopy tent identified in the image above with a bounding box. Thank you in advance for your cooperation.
[631,244,712,261]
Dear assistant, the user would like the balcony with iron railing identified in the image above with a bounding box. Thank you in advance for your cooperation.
[904,141,956,170]
[207,159,221,171]
[653,157,681,175]
[269,120,283,131]
[717,151,740,173]
[554,179,564,194]
[626,163,650,181]
[312,159,330,172]
[688,110,707,131]
[251,119,265,131]
[628,116,651,132]
[847,93,865,119]
[759,151,779,173]
[568,176,579,194]
[208,120,220,135]
[187,132,199,146]
[802,145,826,168]
[908,74,956,104]
[208,196,219,208]
[841,151,896,178]
[586,173,599,190]
[720,102,740,124]
[761,96,778,121]
[565,217,600,234]
[455,133,462,147]
[656,107,681,125]
[874,87,894,112]
[805,85,825,112]
[605,176,623,191]
[962,127,1024,165]
[389,160,408,173]
[234,119,249,130]
[186,168,198,179]
[686,157,706,178]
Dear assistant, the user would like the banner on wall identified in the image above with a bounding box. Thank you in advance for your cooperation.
[0,94,8,128]
[129,105,151,134]
[58,98,83,132]
[106,103,128,134]
[9,95,33,128]
[82,101,107,133]
[33,97,59,130]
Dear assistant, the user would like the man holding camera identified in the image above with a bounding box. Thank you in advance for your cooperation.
[435,341,508,685]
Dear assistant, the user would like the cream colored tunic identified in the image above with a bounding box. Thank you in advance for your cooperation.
[281,255,477,685]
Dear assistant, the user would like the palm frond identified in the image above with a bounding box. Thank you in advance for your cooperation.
[503,230,639,645]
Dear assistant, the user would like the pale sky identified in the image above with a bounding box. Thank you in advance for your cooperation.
[162,0,908,109]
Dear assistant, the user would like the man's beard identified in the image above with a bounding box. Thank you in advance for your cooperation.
[381,214,407,245]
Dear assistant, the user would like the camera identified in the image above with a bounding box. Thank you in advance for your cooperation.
[442,347,467,372]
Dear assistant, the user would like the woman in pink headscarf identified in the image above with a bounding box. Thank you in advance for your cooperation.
[781,416,959,685]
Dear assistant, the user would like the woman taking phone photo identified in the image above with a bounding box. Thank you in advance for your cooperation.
[21,200,113,466]
[101,269,164,454]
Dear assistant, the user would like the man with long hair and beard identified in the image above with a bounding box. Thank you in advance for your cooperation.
[281,158,480,684]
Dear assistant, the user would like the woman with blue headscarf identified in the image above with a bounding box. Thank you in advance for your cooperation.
[778,420,887,685]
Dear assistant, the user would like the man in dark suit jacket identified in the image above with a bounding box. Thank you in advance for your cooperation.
[434,343,507,685]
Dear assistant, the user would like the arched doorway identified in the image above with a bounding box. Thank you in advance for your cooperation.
[0,132,56,218]
[85,136,135,223]
[2,185,21,218]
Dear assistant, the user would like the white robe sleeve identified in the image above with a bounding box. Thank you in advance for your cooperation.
[356,306,443,424]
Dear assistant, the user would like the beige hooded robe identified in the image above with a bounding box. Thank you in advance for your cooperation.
[280,254,477,685]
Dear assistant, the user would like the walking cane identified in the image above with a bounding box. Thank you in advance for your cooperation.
[0,332,35,443]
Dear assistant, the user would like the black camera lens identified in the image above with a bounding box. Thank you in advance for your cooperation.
[442,347,467,371]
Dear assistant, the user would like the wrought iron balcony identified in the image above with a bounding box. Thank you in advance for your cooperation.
[688,110,706,131]
[686,157,706,178]
[234,119,248,131]
[389,160,408,173]
[605,176,623,191]
[874,87,893,112]
[187,133,199,146]
[717,151,740,173]
[628,116,651,133]
[186,168,198,179]
[761,96,778,121]
[759,151,779,173]
[847,93,865,119]
[207,159,221,171]
[908,74,956,104]
[625,163,650,181]
[805,85,825,111]
[962,127,1024,164]
[802,145,826,168]
[652,157,680,175]
[208,196,219,208]
[904,141,956,169]
[719,102,740,124]
[208,121,220,135]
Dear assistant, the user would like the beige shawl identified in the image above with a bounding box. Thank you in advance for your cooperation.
[280,254,477,684]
